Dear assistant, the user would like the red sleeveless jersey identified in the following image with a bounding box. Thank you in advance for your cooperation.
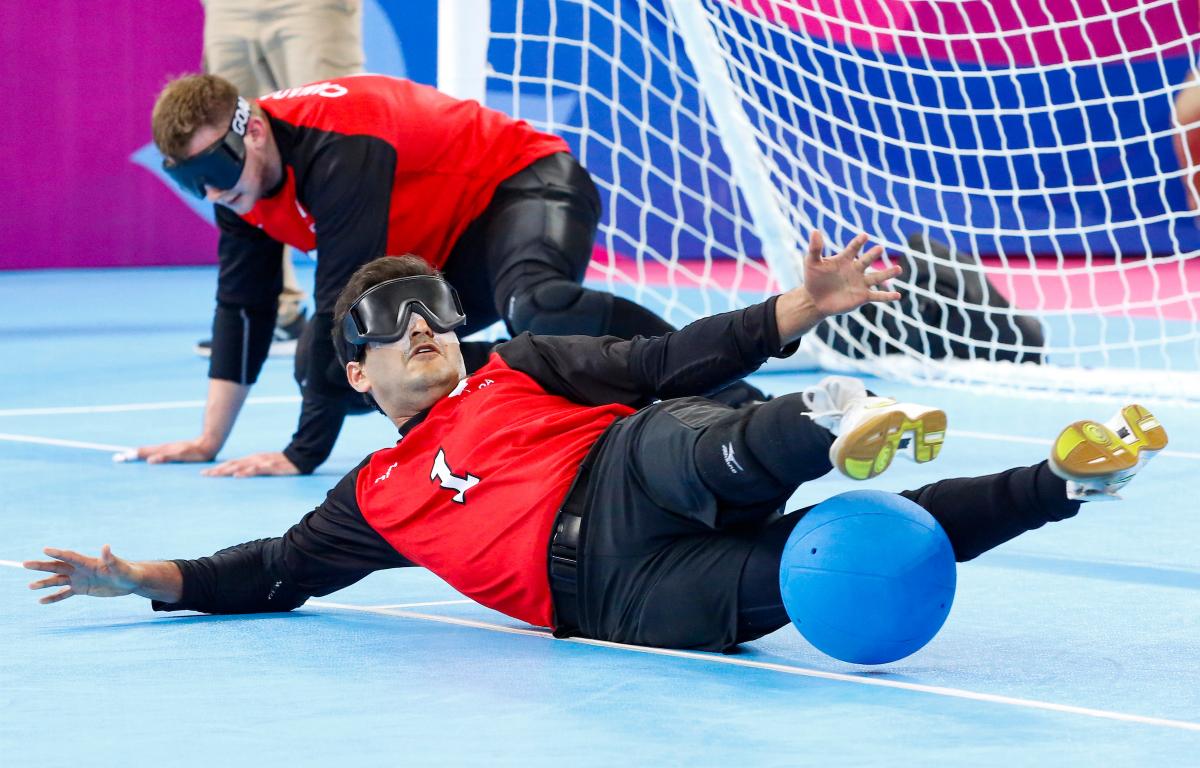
[243,75,569,266]
[355,355,635,628]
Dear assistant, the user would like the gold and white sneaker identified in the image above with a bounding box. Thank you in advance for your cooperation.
[827,396,947,481]
[1048,404,1167,501]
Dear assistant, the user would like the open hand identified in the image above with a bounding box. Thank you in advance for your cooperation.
[801,231,901,317]
[202,450,300,478]
[24,545,139,604]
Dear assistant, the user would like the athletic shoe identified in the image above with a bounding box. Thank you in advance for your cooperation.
[193,307,309,358]
[828,397,947,480]
[802,377,947,480]
[1048,404,1167,501]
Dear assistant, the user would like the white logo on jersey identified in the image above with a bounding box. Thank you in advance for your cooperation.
[374,461,398,484]
[260,82,349,101]
[430,449,480,504]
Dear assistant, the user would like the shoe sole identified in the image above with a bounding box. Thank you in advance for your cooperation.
[833,406,947,481]
[1049,420,1139,480]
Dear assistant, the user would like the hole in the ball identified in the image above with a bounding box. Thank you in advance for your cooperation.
[810,548,817,554]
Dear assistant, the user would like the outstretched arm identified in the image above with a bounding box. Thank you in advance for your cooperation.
[25,461,415,613]
[499,230,900,406]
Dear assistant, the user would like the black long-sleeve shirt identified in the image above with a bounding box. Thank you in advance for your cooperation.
[155,299,795,615]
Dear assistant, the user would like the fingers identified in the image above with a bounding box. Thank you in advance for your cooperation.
[841,233,869,263]
[805,230,824,265]
[201,452,298,478]
[23,559,73,575]
[866,288,902,303]
[202,457,265,478]
[138,443,177,464]
[865,264,903,285]
[809,233,875,265]
[42,547,91,566]
[145,447,176,465]
[202,458,248,477]
[28,574,70,591]
[140,440,213,464]
[855,244,886,270]
[39,587,76,605]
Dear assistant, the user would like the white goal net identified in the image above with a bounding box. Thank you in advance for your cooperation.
[477,0,1200,402]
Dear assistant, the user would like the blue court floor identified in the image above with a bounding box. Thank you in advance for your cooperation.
[2,265,1198,765]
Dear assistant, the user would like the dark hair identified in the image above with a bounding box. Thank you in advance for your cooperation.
[332,254,440,367]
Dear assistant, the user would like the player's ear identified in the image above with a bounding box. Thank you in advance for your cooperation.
[245,112,270,145]
[346,360,371,394]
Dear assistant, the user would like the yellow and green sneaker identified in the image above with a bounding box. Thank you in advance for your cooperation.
[828,397,947,481]
[1048,404,1167,501]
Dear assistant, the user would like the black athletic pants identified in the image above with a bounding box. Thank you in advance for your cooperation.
[572,396,1082,652]
[443,152,675,371]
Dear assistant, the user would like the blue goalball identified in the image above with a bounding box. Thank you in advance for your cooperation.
[779,490,957,665]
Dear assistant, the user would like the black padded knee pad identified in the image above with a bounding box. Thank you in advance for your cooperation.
[694,408,792,516]
[506,279,613,337]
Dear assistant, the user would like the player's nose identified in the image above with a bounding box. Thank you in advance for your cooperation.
[409,314,434,337]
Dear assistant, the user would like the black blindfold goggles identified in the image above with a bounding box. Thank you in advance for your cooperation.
[162,96,251,199]
[342,276,467,356]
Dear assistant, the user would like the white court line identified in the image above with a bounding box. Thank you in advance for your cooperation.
[310,600,1200,733]
[0,396,1196,461]
[0,395,300,418]
[6,423,1195,461]
[368,600,474,609]
[0,433,132,453]
[0,560,1193,732]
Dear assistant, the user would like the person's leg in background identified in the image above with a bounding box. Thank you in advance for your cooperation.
[261,0,365,350]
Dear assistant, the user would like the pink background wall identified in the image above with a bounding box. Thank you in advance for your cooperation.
[738,0,1199,65]
[0,1,217,269]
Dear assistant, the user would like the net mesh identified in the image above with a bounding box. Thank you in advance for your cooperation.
[487,0,1200,402]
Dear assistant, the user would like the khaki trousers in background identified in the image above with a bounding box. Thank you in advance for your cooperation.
[202,0,366,325]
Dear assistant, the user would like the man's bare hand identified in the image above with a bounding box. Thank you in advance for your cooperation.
[137,437,218,464]
[202,451,300,478]
[24,545,140,604]
[774,231,902,343]
[801,231,901,317]
[24,547,183,604]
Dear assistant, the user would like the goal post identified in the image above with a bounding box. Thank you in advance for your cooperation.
[445,0,1200,403]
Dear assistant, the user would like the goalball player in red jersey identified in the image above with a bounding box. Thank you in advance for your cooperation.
[27,239,1165,651]
[136,73,764,478]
